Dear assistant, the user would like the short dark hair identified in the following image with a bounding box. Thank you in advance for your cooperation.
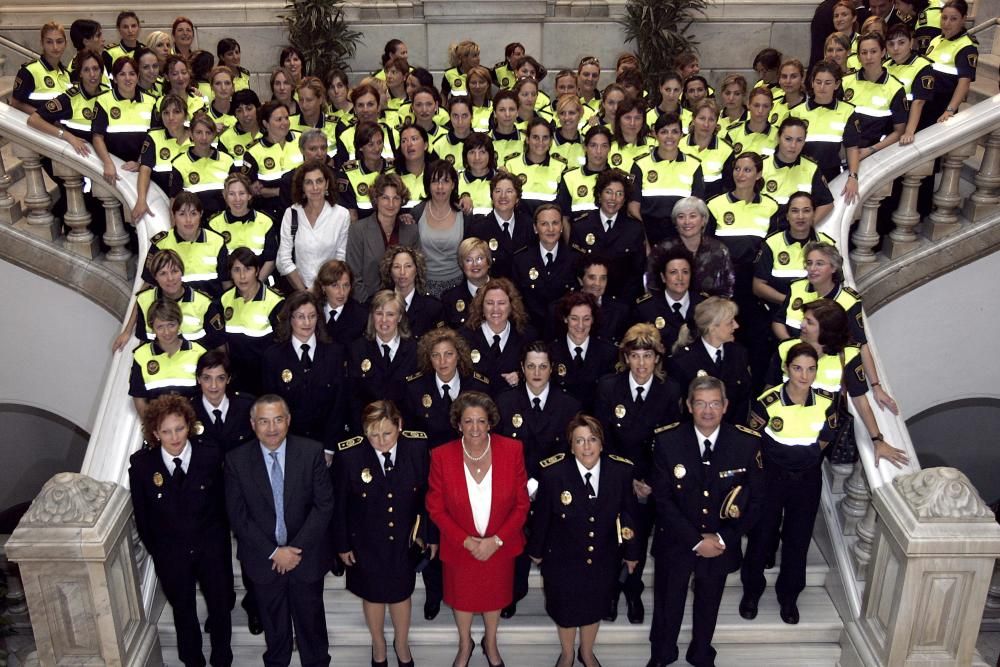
[291,159,338,207]
[273,291,330,343]
[647,244,694,290]
[802,298,851,352]
[231,89,261,110]
[462,133,497,172]
[228,246,260,271]
[217,37,240,59]
[196,348,232,376]
[594,168,632,204]
[69,19,101,50]
[449,391,501,430]
[116,11,139,28]
[784,341,819,367]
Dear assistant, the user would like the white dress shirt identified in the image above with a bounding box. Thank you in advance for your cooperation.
[277,201,351,288]
[161,440,192,473]
[576,458,601,498]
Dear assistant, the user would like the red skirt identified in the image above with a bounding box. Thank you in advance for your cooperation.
[443,554,515,613]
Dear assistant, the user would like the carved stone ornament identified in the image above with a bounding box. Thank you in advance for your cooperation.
[20,473,115,527]
[893,467,994,521]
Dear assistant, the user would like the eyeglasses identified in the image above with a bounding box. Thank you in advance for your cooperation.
[691,400,724,410]
[463,255,488,265]
[291,313,318,322]
[602,188,626,198]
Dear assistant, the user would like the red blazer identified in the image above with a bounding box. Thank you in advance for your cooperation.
[427,434,530,565]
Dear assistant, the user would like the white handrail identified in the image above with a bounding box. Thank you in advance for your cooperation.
[0,35,38,61]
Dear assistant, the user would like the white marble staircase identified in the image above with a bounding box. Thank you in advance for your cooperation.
[157,537,842,666]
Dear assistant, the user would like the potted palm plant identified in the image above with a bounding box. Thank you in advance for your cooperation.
[281,0,363,81]
[619,0,709,87]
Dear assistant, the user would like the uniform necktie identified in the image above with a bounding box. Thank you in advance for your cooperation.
[269,452,287,545]
[584,471,597,498]
[212,408,223,425]
[491,334,501,354]
[702,439,713,466]
[172,457,186,485]
[545,251,554,267]
[329,309,338,324]
[672,302,683,316]
[573,346,584,366]
[605,218,613,233]
[442,383,452,405]
[502,221,511,239]
[382,343,391,362]
[715,349,723,366]
[382,451,393,473]
[635,386,645,405]
[532,397,542,413]
[300,343,312,370]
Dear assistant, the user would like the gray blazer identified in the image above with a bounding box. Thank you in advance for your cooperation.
[346,215,420,303]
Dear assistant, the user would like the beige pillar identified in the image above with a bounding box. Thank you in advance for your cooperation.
[4,473,162,667]
[856,467,1000,666]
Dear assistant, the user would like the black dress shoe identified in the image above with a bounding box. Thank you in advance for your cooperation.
[371,647,389,667]
[394,639,414,667]
[604,595,619,622]
[500,602,517,619]
[331,559,346,576]
[626,594,644,624]
[423,599,441,621]
[779,601,799,625]
[480,637,505,667]
[578,647,603,666]
[247,611,264,635]
[739,593,759,620]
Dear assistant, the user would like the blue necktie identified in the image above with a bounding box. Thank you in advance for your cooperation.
[269,452,287,546]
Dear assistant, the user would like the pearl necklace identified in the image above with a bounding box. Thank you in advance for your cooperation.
[462,436,491,475]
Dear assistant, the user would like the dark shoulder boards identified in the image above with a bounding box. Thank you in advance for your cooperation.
[150,231,168,243]
[654,422,680,434]
[343,160,359,171]
[735,424,761,438]
[815,388,834,400]
[761,391,780,405]
[801,154,819,165]
[570,243,587,253]
[506,151,521,160]
[66,85,81,96]
[406,371,424,382]
[635,292,652,304]
[402,430,427,439]
[472,371,490,384]
[539,452,565,468]
[551,154,567,164]
[493,60,506,68]
[337,435,363,451]
[608,453,634,465]
[843,285,861,298]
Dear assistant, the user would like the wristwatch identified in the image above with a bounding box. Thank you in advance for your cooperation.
[871,433,884,442]
[57,128,65,139]
[494,535,504,547]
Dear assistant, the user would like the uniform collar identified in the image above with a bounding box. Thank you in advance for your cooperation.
[172,227,206,243]
[782,228,819,245]
[781,383,817,406]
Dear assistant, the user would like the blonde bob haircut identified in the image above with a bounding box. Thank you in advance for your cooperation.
[616,322,666,380]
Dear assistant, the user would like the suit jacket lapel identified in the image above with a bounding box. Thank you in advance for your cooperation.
[251,442,277,514]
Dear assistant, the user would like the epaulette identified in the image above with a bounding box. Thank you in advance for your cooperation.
[800,154,820,165]
[66,85,80,96]
[815,387,834,401]
[107,42,121,49]
[246,138,263,149]
[608,454,633,465]
[231,391,254,400]
[539,453,565,468]
[699,292,710,299]
[402,430,427,439]
[337,435,363,451]
[570,243,588,253]
[654,422,680,434]
[493,60,506,69]
[239,66,250,76]
[760,389,780,405]
[342,160,359,171]
[150,231,168,243]
[635,292,652,304]
[550,153,567,164]
[505,152,521,161]
[842,285,861,299]
[735,424,761,438]
[472,371,490,384]
[406,371,424,382]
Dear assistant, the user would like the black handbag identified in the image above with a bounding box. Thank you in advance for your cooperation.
[825,350,859,464]
[408,515,432,573]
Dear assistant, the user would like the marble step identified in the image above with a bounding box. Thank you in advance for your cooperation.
[222,540,830,592]
[161,585,843,649]
[163,641,843,666]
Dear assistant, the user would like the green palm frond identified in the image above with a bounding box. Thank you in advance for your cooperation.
[280,0,363,81]
[619,0,709,87]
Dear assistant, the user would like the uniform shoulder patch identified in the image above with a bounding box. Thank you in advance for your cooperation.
[815,388,834,400]
[539,453,565,468]
[342,160,359,171]
[337,435,363,451]
[505,152,521,161]
[402,430,427,439]
[66,85,81,96]
[842,285,861,299]
[635,292,652,304]
[570,243,588,253]
[608,453,634,465]
[493,60,506,68]
[550,153,567,164]
[472,371,490,384]
[406,371,424,382]
[761,391,780,406]
[735,424,761,438]
[150,231,168,243]
[654,422,680,434]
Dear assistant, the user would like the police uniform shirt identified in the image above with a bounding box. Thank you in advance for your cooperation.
[568,209,646,304]
[760,152,834,211]
[723,120,778,158]
[512,241,576,335]
[555,165,605,221]
[440,281,478,329]
[208,209,279,262]
[402,371,489,447]
[144,227,229,298]
[841,68,908,149]
[634,289,703,354]
[787,100,855,181]
[323,299,368,346]
[766,339,867,397]
[37,84,108,143]
[191,393,255,452]
[13,57,71,109]
[926,30,978,102]
[139,128,191,192]
[666,340,752,424]
[160,439,193,475]
[775,279,867,344]
[550,334,618,412]
[495,383,581,479]
[749,384,837,470]
[887,53,937,113]
[129,338,205,400]
[402,290,445,338]
[576,457,600,497]
[460,322,536,394]
[135,284,226,349]
[753,228,836,296]
[629,151,706,245]
[92,86,156,160]
[348,336,418,432]
[595,297,630,344]
[466,209,535,280]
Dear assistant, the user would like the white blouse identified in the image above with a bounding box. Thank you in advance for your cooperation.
[464,464,493,537]
[276,201,350,289]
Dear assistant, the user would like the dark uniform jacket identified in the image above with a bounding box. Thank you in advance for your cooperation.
[666,341,753,424]
[594,372,682,481]
[495,386,582,479]
[569,210,646,304]
[190,392,256,453]
[633,290,705,355]
[261,339,348,452]
[324,299,368,346]
[467,210,536,280]
[225,435,334,584]
[347,337,419,432]
[402,371,491,447]
[650,422,764,574]
[405,292,445,338]
[511,242,577,337]
[439,281,478,329]
[460,324,538,395]
[549,336,619,413]
[331,433,438,582]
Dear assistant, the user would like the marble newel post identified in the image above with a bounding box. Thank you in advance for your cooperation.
[854,467,1000,666]
[4,473,162,667]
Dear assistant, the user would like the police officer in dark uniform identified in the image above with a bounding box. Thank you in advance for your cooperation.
[128,395,234,667]
[647,375,763,667]
[347,291,419,432]
[511,204,577,338]
[549,291,619,413]
[635,245,704,355]
[573,256,632,344]
[439,238,493,329]
[312,259,368,346]
[569,169,647,304]
[594,323,682,623]
[495,341,582,618]
[332,400,436,667]
[191,349,255,453]
[466,172,536,281]
[528,414,643,667]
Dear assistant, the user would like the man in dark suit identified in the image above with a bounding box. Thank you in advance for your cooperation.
[129,395,233,667]
[225,395,334,667]
[647,376,764,667]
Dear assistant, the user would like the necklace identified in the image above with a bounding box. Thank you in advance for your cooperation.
[427,203,452,222]
[462,437,491,475]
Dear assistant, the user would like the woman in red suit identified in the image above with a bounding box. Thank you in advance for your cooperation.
[426,390,530,667]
